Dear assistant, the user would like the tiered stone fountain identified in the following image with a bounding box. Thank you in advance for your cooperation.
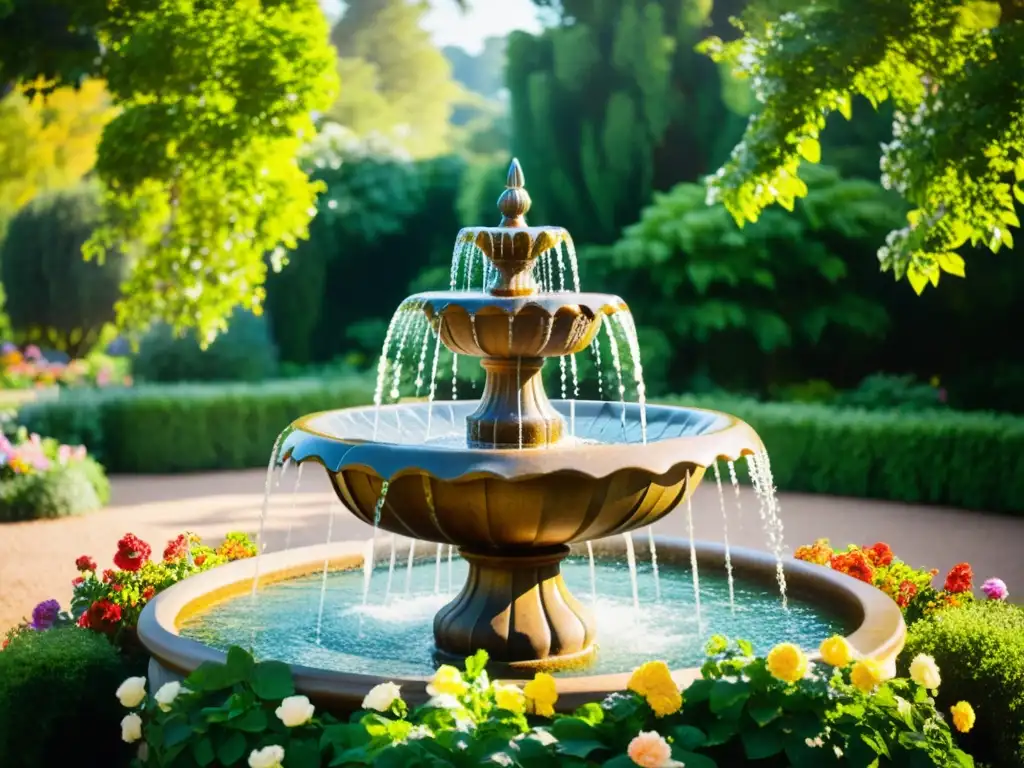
[138,160,905,709]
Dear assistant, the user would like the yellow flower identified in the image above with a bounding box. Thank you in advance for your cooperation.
[850,658,887,693]
[426,665,467,698]
[493,683,526,715]
[766,643,809,683]
[909,654,941,690]
[628,661,682,718]
[819,636,853,668]
[524,672,558,717]
[950,701,975,733]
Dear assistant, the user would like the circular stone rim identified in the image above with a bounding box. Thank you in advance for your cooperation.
[137,536,906,714]
[280,401,765,482]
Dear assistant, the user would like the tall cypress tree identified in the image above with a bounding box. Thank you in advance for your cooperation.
[507,0,748,242]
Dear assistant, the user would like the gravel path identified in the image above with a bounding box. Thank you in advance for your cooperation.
[2,469,1022,631]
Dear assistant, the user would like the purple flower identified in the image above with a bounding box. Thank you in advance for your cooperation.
[30,599,61,631]
[982,578,1009,601]
[0,341,15,354]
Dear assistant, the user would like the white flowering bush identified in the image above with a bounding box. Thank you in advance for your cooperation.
[119,637,977,767]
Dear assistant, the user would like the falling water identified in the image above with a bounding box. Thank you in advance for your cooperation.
[727,460,743,530]
[516,355,524,449]
[449,234,467,290]
[623,533,641,613]
[616,312,648,444]
[283,462,305,551]
[404,539,417,595]
[447,545,454,596]
[414,322,432,397]
[604,318,628,434]
[555,243,566,292]
[507,314,515,353]
[713,462,736,612]
[564,237,582,292]
[383,537,398,602]
[451,352,459,401]
[389,309,420,402]
[586,541,597,604]
[434,544,443,593]
[748,452,789,608]
[593,323,604,399]
[425,319,444,439]
[361,481,390,606]
[559,355,568,399]
[373,309,405,440]
[314,501,337,645]
[686,472,703,632]
[464,241,476,292]
[251,431,285,602]
[647,527,661,600]
[569,353,580,436]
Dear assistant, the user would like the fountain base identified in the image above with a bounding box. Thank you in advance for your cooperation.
[433,545,596,671]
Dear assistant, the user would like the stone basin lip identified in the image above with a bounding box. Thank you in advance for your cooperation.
[138,536,906,714]
[280,401,765,483]
[408,291,629,318]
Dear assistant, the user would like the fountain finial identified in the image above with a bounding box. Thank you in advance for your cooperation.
[497,158,531,227]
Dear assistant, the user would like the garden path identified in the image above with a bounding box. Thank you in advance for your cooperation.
[2,469,1022,631]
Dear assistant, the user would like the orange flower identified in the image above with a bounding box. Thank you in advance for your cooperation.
[944,563,973,594]
[830,551,875,584]
[864,543,894,567]
[795,539,833,566]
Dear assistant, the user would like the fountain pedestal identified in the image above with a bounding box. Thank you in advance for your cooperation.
[467,358,563,448]
[433,546,595,669]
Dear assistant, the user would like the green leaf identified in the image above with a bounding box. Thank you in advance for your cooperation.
[709,680,751,714]
[736,639,755,658]
[906,264,928,295]
[217,731,248,765]
[251,661,295,700]
[748,701,783,727]
[959,0,1001,29]
[672,725,707,750]
[797,138,821,163]
[187,660,244,692]
[574,702,605,724]
[464,649,489,680]
[226,645,255,682]
[230,707,269,732]
[684,679,713,705]
[287,737,323,768]
[704,718,738,747]
[602,756,639,768]
[671,750,718,768]
[1013,184,1024,204]
[742,725,785,759]
[163,720,192,749]
[557,739,606,758]
[192,737,216,767]
[552,717,599,742]
[936,252,966,278]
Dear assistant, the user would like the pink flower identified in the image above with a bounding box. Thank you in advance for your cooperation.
[23,345,42,361]
[981,578,1008,601]
[96,368,111,386]
[627,731,679,767]
[58,445,71,465]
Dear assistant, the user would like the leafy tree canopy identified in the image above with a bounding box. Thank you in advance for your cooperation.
[701,0,1024,293]
[0,0,338,342]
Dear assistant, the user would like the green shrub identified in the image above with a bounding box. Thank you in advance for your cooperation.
[901,602,1024,768]
[0,182,127,358]
[132,309,278,383]
[17,376,373,473]
[0,457,109,521]
[0,627,134,768]
[833,373,946,412]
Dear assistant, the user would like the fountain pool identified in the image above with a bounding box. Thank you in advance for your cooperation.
[136,159,905,713]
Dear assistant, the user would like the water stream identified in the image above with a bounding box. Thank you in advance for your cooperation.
[314,501,337,645]
[647,527,661,601]
[623,533,641,614]
[713,462,736,612]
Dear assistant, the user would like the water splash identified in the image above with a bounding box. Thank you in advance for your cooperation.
[616,312,648,444]
[748,452,789,608]
[361,481,391,606]
[404,539,417,595]
[727,460,743,530]
[623,533,640,613]
[314,501,337,645]
[383,536,398,603]
[713,462,736,612]
[647,527,661,601]
[283,462,305,551]
[686,473,703,633]
[586,541,597,604]
[434,544,443,593]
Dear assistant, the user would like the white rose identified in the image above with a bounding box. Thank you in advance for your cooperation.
[120,713,143,743]
[407,725,432,740]
[909,654,941,690]
[426,693,463,710]
[154,681,184,712]
[248,744,286,768]
[362,682,401,713]
[275,695,315,727]
[116,676,147,708]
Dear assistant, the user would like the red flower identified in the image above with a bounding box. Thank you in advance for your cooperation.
[142,585,156,600]
[163,534,189,563]
[111,584,123,592]
[71,576,85,587]
[896,579,918,608]
[865,543,894,568]
[113,533,151,572]
[102,569,116,583]
[75,555,97,572]
[830,551,875,584]
[194,554,207,567]
[1,638,8,650]
[77,612,90,628]
[85,599,122,635]
[944,563,973,594]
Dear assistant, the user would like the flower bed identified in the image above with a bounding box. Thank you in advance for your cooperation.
[0,426,109,521]
[1,342,131,389]
[116,637,975,767]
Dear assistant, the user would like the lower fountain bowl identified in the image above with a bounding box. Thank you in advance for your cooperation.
[138,536,906,716]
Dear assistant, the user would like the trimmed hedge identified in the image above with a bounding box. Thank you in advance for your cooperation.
[901,602,1024,768]
[0,457,110,522]
[0,628,136,768]
[16,377,373,473]
[16,383,1024,512]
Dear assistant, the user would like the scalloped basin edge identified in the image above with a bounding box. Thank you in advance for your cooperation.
[137,537,906,715]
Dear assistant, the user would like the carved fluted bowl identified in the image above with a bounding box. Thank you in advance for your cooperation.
[410,291,626,359]
[280,400,763,552]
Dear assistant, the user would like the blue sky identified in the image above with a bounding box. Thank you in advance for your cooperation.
[322,0,544,54]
